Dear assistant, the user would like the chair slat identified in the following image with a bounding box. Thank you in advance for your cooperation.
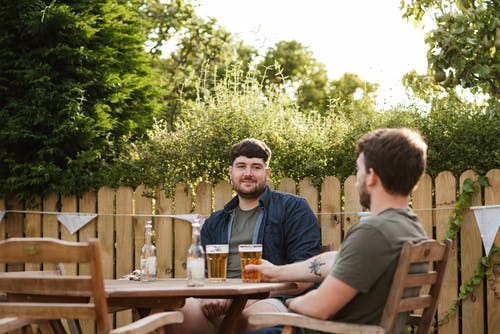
[0,303,96,320]
[0,276,93,296]
[403,272,438,287]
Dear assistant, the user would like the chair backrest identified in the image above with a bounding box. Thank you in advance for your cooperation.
[380,239,452,334]
[0,238,111,333]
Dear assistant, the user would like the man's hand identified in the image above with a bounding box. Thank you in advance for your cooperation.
[201,298,231,320]
[244,259,280,281]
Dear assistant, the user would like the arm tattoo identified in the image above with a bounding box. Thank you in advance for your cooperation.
[308,257,326,277]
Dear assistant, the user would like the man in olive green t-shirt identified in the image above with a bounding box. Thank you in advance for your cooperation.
[246,128,429,333]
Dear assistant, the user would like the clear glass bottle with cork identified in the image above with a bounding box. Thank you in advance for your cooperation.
[140,220,157,281]
[186,216,205,286]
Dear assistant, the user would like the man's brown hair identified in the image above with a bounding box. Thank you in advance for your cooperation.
[356,128,427,196]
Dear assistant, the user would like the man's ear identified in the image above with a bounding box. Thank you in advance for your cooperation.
[366,168,378,187]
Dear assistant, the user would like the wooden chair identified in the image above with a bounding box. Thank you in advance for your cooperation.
[0,238,183,334]
[249,239,452,334]
[0,263,84,334]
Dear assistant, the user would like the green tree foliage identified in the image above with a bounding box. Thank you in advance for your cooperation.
[257,40,378,115]
[0,0,162,203]
[258,40,330,114]
[401,0,500,116]
[402,70,500,176]
[129,67,350,194]
[144,0,258,128]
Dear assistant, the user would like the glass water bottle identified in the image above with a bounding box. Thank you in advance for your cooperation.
[140,220,157,281]
[187,217,205,286]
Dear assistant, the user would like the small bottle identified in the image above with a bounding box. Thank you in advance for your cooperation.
[187,217,205,286]
[140,220,157,281]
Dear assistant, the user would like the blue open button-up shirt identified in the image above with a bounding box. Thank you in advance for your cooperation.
[201,186,321,268]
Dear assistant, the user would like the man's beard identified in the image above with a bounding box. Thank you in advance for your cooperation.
[358,180,371,210]
[234,178,266,199]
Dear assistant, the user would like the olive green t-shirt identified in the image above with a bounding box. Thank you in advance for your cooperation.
[329,208,427,327]
[227,206,261,278]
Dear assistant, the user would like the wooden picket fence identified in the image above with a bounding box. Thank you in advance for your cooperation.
[1,169,499,334]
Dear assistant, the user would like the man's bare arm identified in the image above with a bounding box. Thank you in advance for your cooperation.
[245,251,338,282]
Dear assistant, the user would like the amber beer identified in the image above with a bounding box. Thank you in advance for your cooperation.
[239,244,263,282]
[206,244,229,281]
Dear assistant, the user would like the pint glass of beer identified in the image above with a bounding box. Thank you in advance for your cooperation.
[239,244,263,282]
[206,244,229,281]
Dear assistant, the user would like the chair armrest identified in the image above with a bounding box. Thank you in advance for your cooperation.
[109,311,183,334]
[0,317,34,333]
[248,312,386,334]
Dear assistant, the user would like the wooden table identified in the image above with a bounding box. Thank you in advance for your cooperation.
[105,278,296,334]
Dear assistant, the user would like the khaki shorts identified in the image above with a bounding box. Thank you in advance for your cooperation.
[250,297,288,312]
[202,297,288,333]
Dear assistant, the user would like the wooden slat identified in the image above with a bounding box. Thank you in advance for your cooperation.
[434,171,458,334]
[0,276,92,295]
[404,272,438,287]
[60,195,78,275]
[460,170,485,334]
[174,182,192,278]
[278,177,296,194]
[115,186,134,328]
[485,169,500,334]
[299,177,318,220]
[397,295,432,312]
[42,194,59,239]
[0,303,96,320]
[214,180,232,211]
[97,186,115,279]
[320,176,341,251]
[412,173,433,238]
[0,238,90,263]
[195,181,213,218]
[155,186,174,278]
[343,175,361,234]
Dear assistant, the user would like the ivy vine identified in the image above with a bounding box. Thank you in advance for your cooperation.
[438,176,500,326]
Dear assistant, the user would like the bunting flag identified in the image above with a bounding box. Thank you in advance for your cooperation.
[470,205,500,255]
[57,213,98,234]
[0,211,4,223]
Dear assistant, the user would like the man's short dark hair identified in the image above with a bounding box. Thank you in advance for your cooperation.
[356,128,428,196]
[229,138,272,166]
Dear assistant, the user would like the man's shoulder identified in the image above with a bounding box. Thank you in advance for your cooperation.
[265,188,306,203]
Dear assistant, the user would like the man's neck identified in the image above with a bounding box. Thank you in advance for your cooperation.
[238,197,260,211]
[369,191,409,216]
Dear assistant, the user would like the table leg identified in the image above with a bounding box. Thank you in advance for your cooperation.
[218,296,248,334]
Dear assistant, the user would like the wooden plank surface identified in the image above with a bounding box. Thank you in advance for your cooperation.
[115,186,133,327]
[155,187,174,278]
[434,171,458,334]
[60,195,77,275]
[214,180,232,211]
[278,178,296,195]
[174,182,192,278]
[412,173,433,238]
[460,170,484,334]
[485,169,500,334]
[320,176,341,251]
[343,175,361,235]
[299,177,318,219]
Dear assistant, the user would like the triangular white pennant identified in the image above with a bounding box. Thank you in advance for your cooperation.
[470,205,500,255]
[0,211,4,223]
[57,213,98,234]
